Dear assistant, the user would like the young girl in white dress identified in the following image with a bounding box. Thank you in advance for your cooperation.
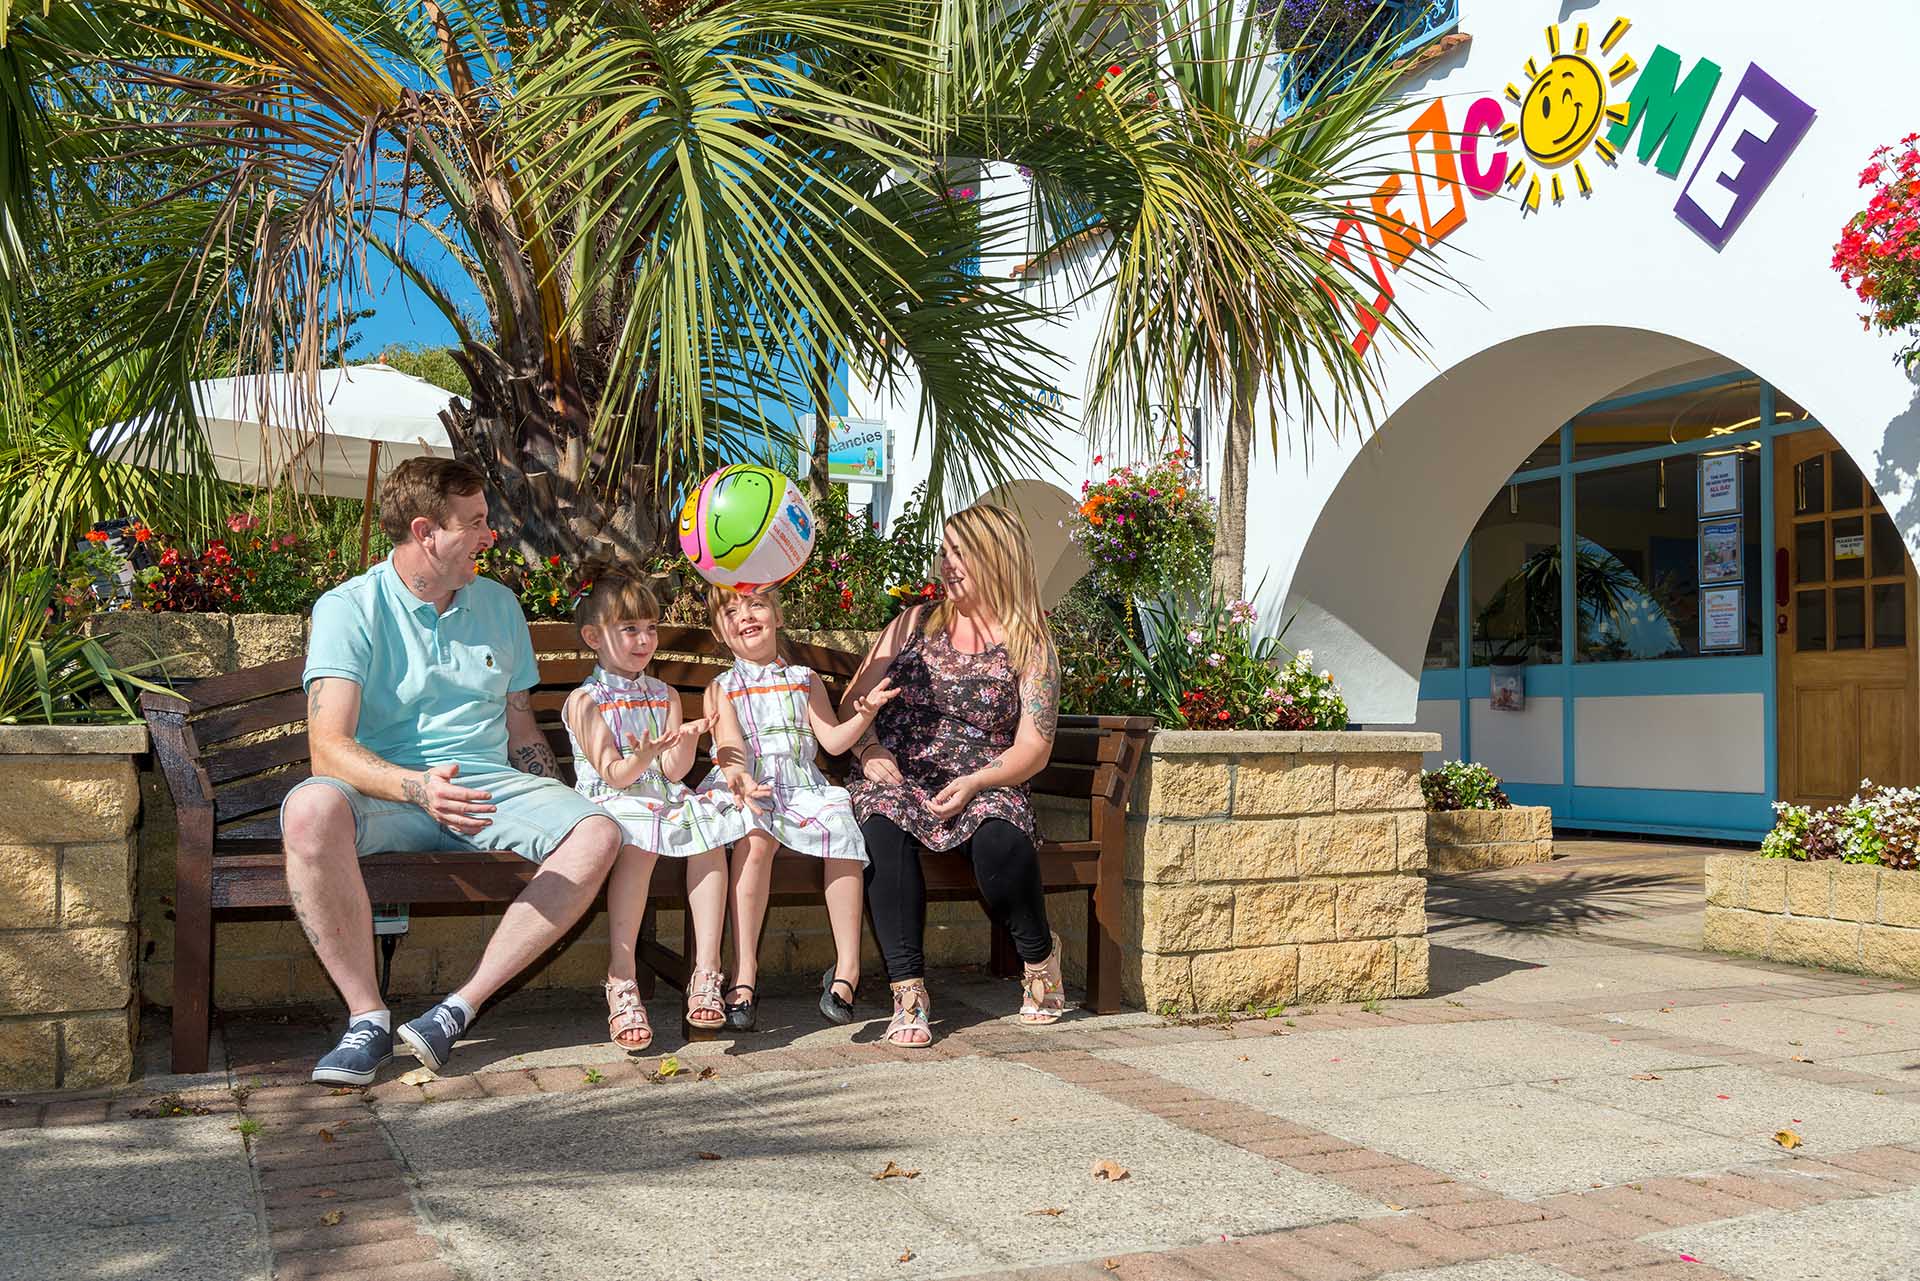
[700,585,900,1031]
[564,575,754,1048]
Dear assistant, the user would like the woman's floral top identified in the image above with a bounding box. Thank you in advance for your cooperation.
[847,621,1034,850]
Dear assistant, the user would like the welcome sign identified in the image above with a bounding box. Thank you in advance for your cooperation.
[1321,15,1817,354]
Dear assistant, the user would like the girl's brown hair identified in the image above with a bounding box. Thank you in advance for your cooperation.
[923,503,1054,677]
[573,572,661,634]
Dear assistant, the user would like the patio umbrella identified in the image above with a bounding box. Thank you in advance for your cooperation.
[90,362,457,566]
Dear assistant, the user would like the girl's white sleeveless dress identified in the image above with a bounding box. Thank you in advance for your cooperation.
[696,657,867,863]
[567,667,754,856]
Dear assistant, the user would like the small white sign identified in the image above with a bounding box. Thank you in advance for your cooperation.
[1700,585,1745,652]
[1699,453,1742,516]
[1834,533,1865,562]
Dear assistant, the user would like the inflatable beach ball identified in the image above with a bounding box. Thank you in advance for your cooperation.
[677,464,816,590]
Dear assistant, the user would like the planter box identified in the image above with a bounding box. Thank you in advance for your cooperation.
[0,723,147,1091]
[1704,853,1920,979]
[1121,730,1438,1014]
[1426,806,1554,873]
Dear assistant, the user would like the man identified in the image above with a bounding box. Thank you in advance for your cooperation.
[281,458,621,1085]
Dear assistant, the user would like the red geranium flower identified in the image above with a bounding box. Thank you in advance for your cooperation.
[84,529,109,543]
[131,526,153,543]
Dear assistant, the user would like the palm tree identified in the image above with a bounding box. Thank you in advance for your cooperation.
[2,0,1433,567]
[1063,2,1446,599]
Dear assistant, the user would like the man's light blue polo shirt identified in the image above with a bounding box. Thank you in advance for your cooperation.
[304,561,539,771]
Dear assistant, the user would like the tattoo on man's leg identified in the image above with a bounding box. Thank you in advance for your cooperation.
[288,886,325,953]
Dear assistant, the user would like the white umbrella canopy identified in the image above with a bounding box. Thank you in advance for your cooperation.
[90,361,457,500]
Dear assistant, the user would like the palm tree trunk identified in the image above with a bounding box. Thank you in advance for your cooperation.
[806,351,834,501]
[1210,361,1258,601]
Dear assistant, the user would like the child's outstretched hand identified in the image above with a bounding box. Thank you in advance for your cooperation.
[724,765,772,816]
[671,716,710,747]
[850,678,902,719]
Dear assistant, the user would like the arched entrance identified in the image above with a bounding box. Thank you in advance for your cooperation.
[1281,328,1920,839]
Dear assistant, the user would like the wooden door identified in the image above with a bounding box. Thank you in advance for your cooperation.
[1776,429,1920,805]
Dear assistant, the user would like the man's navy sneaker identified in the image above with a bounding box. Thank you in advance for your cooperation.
[311,1019,393,1086]
[397,1001,469,1072]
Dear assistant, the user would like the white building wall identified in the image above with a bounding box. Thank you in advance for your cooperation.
[865,0,1920,729]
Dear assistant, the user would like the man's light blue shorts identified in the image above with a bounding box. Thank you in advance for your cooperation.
[281,763,607,864]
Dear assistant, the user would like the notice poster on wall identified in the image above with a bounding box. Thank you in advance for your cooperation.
[1700,585,1746,652]
[1699,453,1742,516]
[1699,517,1744,584]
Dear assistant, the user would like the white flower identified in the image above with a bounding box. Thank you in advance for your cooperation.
[1297,648,1313,666]
[1206,652,1223,667]
[1185,629,1202,645]
[1320,669,1332,682]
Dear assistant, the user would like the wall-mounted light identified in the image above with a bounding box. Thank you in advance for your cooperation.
[1508,483,1519,515]
[1657,458,1667,511]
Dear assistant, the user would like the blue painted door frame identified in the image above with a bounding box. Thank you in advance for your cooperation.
[1419,372,1810,841]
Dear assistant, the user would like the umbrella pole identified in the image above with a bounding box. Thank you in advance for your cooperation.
[358,440,381,569]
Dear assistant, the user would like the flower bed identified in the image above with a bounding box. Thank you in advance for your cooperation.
[1759,782,1920,869]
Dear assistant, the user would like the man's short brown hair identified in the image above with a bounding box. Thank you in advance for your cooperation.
[379,457,486,542]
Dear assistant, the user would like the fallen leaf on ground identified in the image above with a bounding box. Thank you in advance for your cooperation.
[1028,1207,1066,1217]
[1103,1261,1120,1271]
[698,1066,717,1081]
[1774,1130,1803,1149]
[327,1088,358,1097]
[1788,1040,1803,1046]
[1236,1055,1249,1062]
[655,1056,681,1080]
[1714,1094,1731,1101]
[898,1251,914,1263]
[317,1128,336,1143]
[1791,1055,1813,1063]
[1658,1007,1674,1015]
[695,1152,723,1161]
[1384,1202,1405,1211]
[1092,1159,1129,1182]
[872,1161,921,1181]
[319,1210,343,1226]
[1680,1255,1701,1263]
[311,1188,339,1199]
[397,1068,434,1087]
[1630,1073,1661,1082]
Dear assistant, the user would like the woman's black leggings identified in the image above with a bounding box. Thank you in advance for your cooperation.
[861,815,1052,982]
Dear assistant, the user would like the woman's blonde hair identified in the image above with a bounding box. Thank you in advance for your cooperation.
[573,572,660,633]
[924,503,1054,677]
[705,583,788,658]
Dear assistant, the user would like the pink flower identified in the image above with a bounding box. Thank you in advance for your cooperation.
[226,513,259,533]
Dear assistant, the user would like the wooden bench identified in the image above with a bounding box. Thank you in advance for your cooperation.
[142,621,1153,1072]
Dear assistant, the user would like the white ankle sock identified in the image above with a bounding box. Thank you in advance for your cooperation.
[349,1008,391,1031]
[442,994,477,1024]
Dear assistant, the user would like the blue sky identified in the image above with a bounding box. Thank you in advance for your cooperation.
[354,262,471,355]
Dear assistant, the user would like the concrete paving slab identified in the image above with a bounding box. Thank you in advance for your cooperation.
[1644,1184,1920,1280]
[1598,1001,1920,1062]
[1435,952,1796,1005]
[382,1059,1378,1279]
[1423,922,1625,960]
[1540,1064,1920,1153]
[1377,1261,1580,1281]
[0,1117,263,1281]
[1103,1020,1725,1108]
[1274,1082,1765,1199]
[1809,1048,1920,1082]
[1784,990,1920,1035]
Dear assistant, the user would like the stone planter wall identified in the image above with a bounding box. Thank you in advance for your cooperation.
[1121,731,1437,1014]
[1705,853,1920,979]
[1426,806,1554,873]
[0,725,146,1090]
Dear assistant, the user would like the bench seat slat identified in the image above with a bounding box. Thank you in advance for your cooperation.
[196,689,308,746]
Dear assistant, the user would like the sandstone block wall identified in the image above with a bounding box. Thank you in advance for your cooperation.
[1704,853,1920,979]
[0,727,146,1090]
[1119,731,1437,1014]
[1426,806,1554,873]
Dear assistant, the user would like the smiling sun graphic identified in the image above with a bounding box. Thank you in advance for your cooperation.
[1501,18,1639,212]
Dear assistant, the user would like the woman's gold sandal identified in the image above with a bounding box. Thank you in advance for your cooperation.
[1018,931,1067,1025]
[605,976,653,1051]
[884,979,933,1047]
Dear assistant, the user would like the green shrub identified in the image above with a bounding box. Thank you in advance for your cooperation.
[1119,591,1347,731]
[1,570,173,724]
[1421,761,1512,812]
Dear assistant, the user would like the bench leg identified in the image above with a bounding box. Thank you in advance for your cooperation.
[171,872,213,1075]
[1086,887,1122,1014]
[635,905,657,1000]
[988,920,1020,979]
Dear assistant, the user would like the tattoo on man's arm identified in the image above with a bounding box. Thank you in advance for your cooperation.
[506,690,532,712]
[402,774,427,807]
[1023,648,1061,740]
[513,741,559,778]
[307,685,324,722]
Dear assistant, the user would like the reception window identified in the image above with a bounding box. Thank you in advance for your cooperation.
[1469,480,1561,665]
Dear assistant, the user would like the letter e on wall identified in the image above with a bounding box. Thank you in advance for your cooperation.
[1673,63,1815,249]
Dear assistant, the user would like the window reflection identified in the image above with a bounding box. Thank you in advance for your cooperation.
[1469,481,1561,665]
[1571,378,1761,462]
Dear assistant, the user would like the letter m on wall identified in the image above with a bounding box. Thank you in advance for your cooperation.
[1606,45,1723,176]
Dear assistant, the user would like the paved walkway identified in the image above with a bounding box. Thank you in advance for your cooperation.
[11,839,1920,1281]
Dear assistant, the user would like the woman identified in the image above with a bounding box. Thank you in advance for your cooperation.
[842,503,1063,1047]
